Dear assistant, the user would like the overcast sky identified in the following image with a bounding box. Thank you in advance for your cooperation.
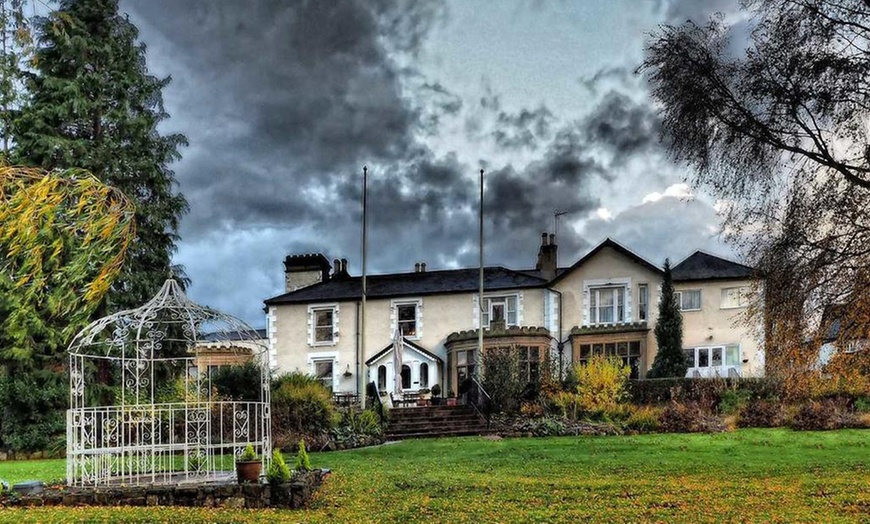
[120,0,743,326]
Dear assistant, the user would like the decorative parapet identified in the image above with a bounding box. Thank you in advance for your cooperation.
[446,326,551,345]
[569,322,649,336]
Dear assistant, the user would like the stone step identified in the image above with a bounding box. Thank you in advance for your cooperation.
[385,428,493,440]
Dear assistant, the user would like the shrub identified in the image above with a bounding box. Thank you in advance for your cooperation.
[790,399,857,431]
[719,389,752,415]
[572,356,630,411]
[266,449,291,484]
[239,443,257,461]
[532,417,566,437]
[271,372,335,437]
[0,369,67,451]
[737,399,785,428]
[549,391,583,420]
[295,440,311,472]
[659,401,726,433]
[430,384,442,397]
[519,401,545,418]
[628,378,778,406]
[623,405,662,432]
[855,397,870,413]
[482,347,525,414]
[212,362,262,400]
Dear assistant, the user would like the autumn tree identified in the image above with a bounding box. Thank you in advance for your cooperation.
[642,1,870,394]
[13,0,188,312]
[647,259,686,379]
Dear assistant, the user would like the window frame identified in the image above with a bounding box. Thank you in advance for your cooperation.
[588,286,626,325]
[637,283,649,321]
[309,304,338,346]
[313,359,334,392]
[392,299,422,340]
[675,289,702,312]
[720,286,750,310]
[482,294,519,329]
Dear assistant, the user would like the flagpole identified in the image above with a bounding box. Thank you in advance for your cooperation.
[477,169,484,380]
[360,166,368,408]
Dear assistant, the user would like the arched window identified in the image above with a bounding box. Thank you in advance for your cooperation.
[401,365,411,389]
[419,363,429,388]
[377,365,387,390]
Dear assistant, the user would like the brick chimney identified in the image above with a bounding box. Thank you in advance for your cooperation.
[535,232,558,281]
[284,253,331,292]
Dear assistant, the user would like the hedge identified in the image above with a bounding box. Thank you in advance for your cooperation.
[628,378,779,406]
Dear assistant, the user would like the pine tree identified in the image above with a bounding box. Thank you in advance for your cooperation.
[12,0,188,312]
[647,259,686,378]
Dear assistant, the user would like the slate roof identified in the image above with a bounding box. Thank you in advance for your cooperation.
[672,251,754,282]
[264,266,548,305]
[201,328,267,342]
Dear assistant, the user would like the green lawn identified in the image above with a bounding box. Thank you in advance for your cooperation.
[1,429,869,522]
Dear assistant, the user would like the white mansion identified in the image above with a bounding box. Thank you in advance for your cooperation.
[264,234,763,395]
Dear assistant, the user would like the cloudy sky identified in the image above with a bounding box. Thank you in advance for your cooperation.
[120,0,743,326]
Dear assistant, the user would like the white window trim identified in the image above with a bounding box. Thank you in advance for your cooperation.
[308,303,339,347]
[582,278,632,326]
[675,289,702,312]
[685,344,741,370]
[480,292,522,328]
[308,351,339,391]
[720,286,750,310]
[637,283,649,322]
[390,298,423,340]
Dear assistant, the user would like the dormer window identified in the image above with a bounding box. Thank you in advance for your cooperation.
[589,286,625,324]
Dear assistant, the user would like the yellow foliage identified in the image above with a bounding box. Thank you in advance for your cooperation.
[571,356,631,411]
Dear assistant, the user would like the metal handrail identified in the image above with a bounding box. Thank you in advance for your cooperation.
[466,377,492,429]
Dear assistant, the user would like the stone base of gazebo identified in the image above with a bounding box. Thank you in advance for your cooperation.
[1,469,328,510]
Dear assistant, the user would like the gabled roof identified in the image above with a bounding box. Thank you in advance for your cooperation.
[364,338,443,366]
[264,266,548,305]
[671,251,754,282]
[549,238,662,285]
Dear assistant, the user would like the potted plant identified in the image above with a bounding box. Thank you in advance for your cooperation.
[417,388,431,406]
[430,384,442,406]
[446,390,458,406]
[236,443,261,484]
[266,449,293,507]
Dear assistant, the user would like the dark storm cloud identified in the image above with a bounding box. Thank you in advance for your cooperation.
[583,91,662,160]
[492,105,555,151]
[582,196,731,265]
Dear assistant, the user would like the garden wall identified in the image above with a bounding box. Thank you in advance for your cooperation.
[0,469,328,510]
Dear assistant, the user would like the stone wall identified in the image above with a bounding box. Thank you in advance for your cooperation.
[0,470,328,510]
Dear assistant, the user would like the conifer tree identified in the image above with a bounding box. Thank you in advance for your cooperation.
[647,259,686,378]
[13,0,188,311]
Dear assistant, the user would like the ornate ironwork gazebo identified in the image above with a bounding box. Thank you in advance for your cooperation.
[67,278,271,487]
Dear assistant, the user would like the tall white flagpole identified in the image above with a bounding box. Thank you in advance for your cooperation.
[477,169,484,381]
[360,166,368,408]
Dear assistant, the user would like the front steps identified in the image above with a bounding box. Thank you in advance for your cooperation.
[385,405,491,440]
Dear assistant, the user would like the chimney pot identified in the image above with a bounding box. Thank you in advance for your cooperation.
[549,233,556,246]
[541,232,548,246]
[333,259,340,275]
[341,258,348,273]
[414,262,420,273]
[421,262,426,272]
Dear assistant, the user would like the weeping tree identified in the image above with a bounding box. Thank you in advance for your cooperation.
[641,0,870,395]
[13,0,188,313]
[0,166,135,450]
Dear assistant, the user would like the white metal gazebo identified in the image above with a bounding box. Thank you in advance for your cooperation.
[66,278,271,487]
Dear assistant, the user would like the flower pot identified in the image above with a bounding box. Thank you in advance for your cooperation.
[446,397,458,406]
[236,460,261,484]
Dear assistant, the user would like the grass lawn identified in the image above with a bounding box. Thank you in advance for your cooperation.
[1,429,869,522]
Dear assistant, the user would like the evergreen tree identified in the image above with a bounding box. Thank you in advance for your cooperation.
[647,259,686,378]
[12,0,188,312]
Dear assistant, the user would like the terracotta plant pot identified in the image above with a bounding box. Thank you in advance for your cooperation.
[446,397,458,406]
[236,460,262,484]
